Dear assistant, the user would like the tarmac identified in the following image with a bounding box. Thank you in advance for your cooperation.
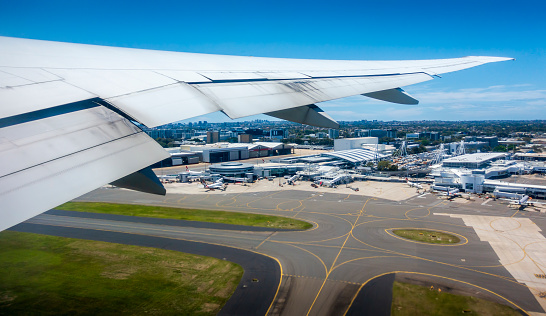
[12,180,546,315]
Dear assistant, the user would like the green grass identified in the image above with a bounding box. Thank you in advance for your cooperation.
[391,281,521,316]
[392,229,460,244]
[55,202,313,230]
[0,231,243,315]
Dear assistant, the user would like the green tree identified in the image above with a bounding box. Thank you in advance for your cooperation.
[379,136,395,144]
[377,160,391,171]
[493,145,507,152]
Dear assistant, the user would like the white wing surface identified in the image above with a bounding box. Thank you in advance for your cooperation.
[0,37,513,231]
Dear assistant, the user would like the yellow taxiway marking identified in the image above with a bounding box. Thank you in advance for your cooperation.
[285,243,329,276]
[384,227,469,247]
[343,271,530,316]
[332,255,402,271]
[37,215,266,242]
[245,190,284,208]
[255,232,276,250]
[305,198,371,316]
[23,221,285,316]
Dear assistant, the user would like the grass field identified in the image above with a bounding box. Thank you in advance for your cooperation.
[56,202,313,230]
[392,229,461,244]
[0,231,243,315]
[391,281,521,316]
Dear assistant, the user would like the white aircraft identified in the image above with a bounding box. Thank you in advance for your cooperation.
[440,189,461,200]
[201,179,226,192]
[406,179,423,189]
[0,36,513,231]
[509,195,534,209]
[287,175,301,185]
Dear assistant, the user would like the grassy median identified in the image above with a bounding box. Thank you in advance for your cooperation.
[55,202,313,230]
[392,229,460,244]
[391,281,520,316]
[0,231,243,315]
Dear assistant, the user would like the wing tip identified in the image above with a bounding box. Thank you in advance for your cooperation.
[465,56,515,63]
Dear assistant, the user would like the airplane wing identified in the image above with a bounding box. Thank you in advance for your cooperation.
[0,36,513,231]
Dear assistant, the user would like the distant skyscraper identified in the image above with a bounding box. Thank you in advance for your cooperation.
[207,131,219,144]
[329,129,339,139]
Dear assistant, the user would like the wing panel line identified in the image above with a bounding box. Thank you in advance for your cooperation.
[0,98,101,128]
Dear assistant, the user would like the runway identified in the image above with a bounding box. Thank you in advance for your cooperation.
[13,187,546,315]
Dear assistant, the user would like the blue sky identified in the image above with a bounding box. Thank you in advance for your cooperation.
[1,0,544,122]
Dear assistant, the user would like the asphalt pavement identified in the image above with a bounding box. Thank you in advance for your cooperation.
[13,187,546,315]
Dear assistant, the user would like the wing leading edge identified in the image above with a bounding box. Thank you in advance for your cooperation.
[0,37,513,231]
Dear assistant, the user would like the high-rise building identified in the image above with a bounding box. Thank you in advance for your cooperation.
[329,129,339,139]
[238,134,252,143]
[206,131,219,144]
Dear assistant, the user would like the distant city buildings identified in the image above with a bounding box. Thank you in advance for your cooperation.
[238,134,252,143]
[270,129,288,141]
[355,129,397,138]
[206,131,219,144]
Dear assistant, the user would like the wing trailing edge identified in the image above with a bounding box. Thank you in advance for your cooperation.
[0,100,169,231]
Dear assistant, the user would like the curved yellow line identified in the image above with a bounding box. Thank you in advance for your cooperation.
[25,222,285,316]
[272,232,350,246]
[384,228,469,247]
[332,255,402,271]
[343,271,530,316]
[285,243,328,277]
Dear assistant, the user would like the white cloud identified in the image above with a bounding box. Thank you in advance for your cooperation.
[527,100,546,106]
[414,85,546,103]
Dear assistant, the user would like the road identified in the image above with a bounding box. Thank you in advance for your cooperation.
[14,187,546,315]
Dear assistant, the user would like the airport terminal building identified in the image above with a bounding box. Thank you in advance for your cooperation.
[442,153,507,169]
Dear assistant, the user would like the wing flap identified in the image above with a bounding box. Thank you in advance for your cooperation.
[154,70,212,83]
[0,69,34,87]
[0,101,169,231]
[195,73,432,119]
[47,69,177,99]
[0,67,61,85]
[106,83,222,127]
[0,81,95,118]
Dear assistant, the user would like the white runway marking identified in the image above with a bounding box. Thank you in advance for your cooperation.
[481,199,491,206]
[417,192,430,199]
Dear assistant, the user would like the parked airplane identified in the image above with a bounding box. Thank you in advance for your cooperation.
[406,179,423,189]
[0,36,513,231]
[439,189,461,200]
[287,175,301,185]
[510,195,533,210]
[201,179,226,192]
